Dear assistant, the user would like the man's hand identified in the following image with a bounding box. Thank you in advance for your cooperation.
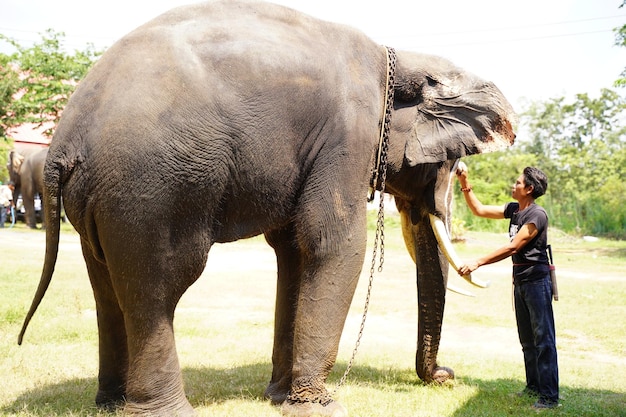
[458,261,479,276]
[456,161,468,179]
[456,161,471,190]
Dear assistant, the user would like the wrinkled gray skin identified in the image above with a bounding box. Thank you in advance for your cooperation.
[18,1,516,416]
[7,148,47,228]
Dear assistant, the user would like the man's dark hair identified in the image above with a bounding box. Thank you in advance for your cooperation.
[523,167,548,199]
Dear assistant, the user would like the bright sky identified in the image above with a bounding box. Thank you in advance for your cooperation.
[1,0,625,111]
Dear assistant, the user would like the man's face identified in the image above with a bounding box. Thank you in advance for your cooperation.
[511,174,529,200]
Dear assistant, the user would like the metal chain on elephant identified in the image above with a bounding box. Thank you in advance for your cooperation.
[332,46,396,395]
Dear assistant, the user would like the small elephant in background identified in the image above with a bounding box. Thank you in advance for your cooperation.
[19,1,517,416]
[19,148,48,229]
[7,149,28,206]
[7,148,47,228]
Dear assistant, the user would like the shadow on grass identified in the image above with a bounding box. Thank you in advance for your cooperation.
[454,376,626,417]
[3,364,625,416]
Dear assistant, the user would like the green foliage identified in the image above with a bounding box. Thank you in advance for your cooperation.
[0,47,17,181]
[0,137,11,182]
[0,52,20,140]
[520,89,626,238]
[0,30,101,142]
[457,88,626,239]
[614,1,626,88]
[453,151,537,234]
[453,1,625,239]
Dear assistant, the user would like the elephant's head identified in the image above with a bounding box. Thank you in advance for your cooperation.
[384,50,516,383]
[8,150,25,185]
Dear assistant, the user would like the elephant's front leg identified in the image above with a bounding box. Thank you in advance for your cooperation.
[264,226,303,404]
[281,239,365,417]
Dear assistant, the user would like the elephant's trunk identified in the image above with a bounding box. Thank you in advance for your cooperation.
[397,204,441,381]
[397,200,462,383]
[416,214,452,383]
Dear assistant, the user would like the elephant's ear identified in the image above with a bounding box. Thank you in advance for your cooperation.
[394,54,517,166]
[404,109,516,167]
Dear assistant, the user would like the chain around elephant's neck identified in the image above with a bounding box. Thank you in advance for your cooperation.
[368,46,396,202]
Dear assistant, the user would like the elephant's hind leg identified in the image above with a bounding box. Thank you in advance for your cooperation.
[113,234,208,416]
[81,239,128,410]
[122,306,191,416]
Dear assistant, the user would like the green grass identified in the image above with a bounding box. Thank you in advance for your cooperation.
[1,215,625,416]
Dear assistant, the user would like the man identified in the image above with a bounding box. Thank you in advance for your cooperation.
[456,163,559,410]
[0,181,15,228]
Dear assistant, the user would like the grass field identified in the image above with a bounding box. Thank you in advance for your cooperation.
[1,214,625,417]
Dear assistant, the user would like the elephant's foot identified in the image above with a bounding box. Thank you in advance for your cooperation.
[280,376,347,417]
[124,398,195,417]
[265,381,290,405]
[431,366,455,384]
[95,389,125,411]
[417,364,455,384]
[281,399,347,417]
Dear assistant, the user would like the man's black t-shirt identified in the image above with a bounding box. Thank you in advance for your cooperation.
[504,202,550,283]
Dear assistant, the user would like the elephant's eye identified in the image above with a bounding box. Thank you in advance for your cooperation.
[426,76,438,87]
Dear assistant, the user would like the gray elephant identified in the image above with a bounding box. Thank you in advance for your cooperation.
[19,148,47,228]
[18,1,516,416]
[7,149,29,217]
[7,148,47,228]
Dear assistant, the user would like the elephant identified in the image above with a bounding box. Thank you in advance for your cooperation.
[18,1,516,416]
[7,150,30,217]
[19,148,47,228]
[7,148,47,228]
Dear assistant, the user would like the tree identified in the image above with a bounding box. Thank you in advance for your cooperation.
[614,1,626,87]
[456,2,626,239]
[454,150,538,233]
[0,30,101,179]
[519,89,626,238]
[456,89,626,239]
[0,52,21,136]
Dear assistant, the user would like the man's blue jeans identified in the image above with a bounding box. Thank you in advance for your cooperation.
[0,206,8,227]
[514,275,559,403]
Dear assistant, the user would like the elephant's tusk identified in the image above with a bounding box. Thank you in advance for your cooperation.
[446,283,475,297]
[428,214,491,289]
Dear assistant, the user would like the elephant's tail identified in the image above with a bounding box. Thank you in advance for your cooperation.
[18,160,64,345]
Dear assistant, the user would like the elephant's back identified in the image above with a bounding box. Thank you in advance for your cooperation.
[58,0,382,180]
[78,0,380,111]
[62,0,380,149]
